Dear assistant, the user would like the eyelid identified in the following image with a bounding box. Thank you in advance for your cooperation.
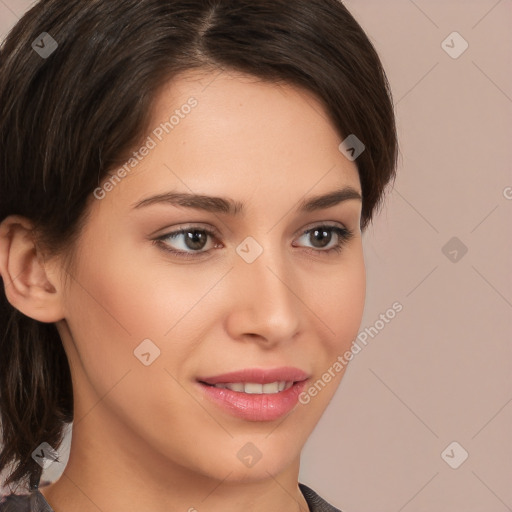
[150,222,221,239]
[296,220,347,236]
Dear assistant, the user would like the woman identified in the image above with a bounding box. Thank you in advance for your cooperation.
[0,0,398,510]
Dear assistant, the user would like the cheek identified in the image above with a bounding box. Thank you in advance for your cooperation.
[63,238,216,373]
[61,241,212,432]
[71,234,197,332]
[313,246,366,352]
[294,250,365,414]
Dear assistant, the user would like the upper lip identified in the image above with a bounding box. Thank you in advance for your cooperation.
[198,367,310,385]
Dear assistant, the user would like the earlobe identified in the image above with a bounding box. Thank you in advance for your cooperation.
[0,215,65,323]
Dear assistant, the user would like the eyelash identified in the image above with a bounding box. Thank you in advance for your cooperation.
[152,223,354,260]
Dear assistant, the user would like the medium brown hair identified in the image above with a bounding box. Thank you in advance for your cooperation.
[0,0,398,491]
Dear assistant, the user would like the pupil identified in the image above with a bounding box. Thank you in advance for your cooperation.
[185,230,207,250]
[312,228,331,248]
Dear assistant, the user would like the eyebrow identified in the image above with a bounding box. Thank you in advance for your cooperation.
[131,186,362,215]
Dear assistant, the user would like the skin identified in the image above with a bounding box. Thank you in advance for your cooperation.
[0,69,366,512]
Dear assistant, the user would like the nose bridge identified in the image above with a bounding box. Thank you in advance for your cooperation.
[230,235,301,341]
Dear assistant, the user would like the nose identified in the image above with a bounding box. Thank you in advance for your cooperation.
[224,242,302,348]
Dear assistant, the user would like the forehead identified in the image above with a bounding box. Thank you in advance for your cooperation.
[96,68,361,216]
[151,68,343,148]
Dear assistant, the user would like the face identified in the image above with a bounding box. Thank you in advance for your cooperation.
[53,69,366,483]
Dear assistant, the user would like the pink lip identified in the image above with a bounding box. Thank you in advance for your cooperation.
[196,367,310,422]
[197,366,309,385]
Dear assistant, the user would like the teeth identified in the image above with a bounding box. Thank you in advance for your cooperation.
[212,381,294,394]
[245,383,263,394]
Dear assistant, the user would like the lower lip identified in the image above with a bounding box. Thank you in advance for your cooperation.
[197,380,308,421]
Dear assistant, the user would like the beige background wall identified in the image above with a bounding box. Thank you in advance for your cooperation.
[1,1,511,510]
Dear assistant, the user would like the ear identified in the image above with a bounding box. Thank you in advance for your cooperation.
[0,215,65,323]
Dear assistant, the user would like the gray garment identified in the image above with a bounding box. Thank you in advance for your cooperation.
[0,482,342,512]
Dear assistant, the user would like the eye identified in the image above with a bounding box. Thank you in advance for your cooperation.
[152,223,354,259]
[153,227,219,259]
[294,224,354,255]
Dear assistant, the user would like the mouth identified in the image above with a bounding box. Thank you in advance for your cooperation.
[196,367,310,421]
[200,380,297,394]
